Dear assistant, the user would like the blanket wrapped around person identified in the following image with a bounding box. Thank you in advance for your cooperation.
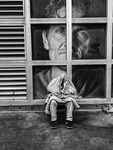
[45,74,80,114]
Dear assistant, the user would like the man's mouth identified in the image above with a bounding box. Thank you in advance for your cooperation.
[58,47,66,55]
[59,50,66,54]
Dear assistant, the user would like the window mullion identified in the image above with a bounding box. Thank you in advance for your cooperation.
[25,0,33,104]
[66,0,72,79]
[106,0,112,101]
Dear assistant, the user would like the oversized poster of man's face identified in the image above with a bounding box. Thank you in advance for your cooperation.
[31,0,106,60]
[32,0,106,99]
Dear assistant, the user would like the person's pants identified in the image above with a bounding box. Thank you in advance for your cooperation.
[50,100,74,121]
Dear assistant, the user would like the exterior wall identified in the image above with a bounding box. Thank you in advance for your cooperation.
[0,0,113,106]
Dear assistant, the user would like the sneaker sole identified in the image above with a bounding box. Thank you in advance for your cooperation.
[66,126,73,129]
[50,126,57,129]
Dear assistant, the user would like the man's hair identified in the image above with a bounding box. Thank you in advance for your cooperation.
[46,0,92,18]
[46,0,65,17]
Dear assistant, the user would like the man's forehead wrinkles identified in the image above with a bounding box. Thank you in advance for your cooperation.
[49,25,66,31]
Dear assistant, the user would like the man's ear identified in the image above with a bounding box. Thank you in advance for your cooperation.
[42,31,49,50]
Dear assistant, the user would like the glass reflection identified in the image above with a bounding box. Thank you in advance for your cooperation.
[72,65,105,98]
[72,24,106,59]
[72,0,106,18]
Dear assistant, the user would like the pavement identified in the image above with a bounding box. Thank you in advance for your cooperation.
[0,110,113,150]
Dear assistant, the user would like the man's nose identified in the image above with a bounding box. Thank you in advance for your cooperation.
[64,42,66,47]
[62,43,66,49]
[62,38,66,46]
[59,41,66,49]
[56,6,66,18]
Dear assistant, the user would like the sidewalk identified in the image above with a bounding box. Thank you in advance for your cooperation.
[0,110,113,150]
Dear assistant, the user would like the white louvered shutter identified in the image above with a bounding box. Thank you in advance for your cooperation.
[0,67,27,100]
[0,0,24,18]
[0,25,25,60]
[0,0,28,103]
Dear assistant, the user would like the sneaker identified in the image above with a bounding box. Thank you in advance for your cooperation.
[66,120,73,129]
[50,121,57,129]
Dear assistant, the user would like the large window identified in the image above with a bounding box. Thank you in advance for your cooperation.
[0,0,112,106]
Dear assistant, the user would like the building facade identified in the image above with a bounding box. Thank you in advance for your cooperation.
[0,0,112,107]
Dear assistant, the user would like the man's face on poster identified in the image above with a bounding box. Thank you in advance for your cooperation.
[42,5,90,61]
[43,25,66,60]
[42,24,90,61]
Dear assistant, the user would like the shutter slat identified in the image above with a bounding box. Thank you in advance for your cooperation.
[0,37,24,39]
[0,72,26,75]
[0,10,23,12]
[0,82,26,85]
[0,86,26,90]
[0,32,24,34]
[0,47,24,49]
[0,91,26,95]
[0,27,24,29]
[0,96,26,100]
[0,5,22,7]
[0,42,24,44]
[0,57,25,60]
[0,67,25,72]
[0,77,26,80]
[0,52,25,55]
[0,0,23,1]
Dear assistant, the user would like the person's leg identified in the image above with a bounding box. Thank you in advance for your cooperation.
[65,101,74,121]
[65,101,74,129]
[50,99,58,121]
[50,99,58,129]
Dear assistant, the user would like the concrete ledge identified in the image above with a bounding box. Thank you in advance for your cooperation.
[0,104,107,112]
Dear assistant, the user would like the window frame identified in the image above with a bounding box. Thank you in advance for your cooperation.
[0,0,113,106]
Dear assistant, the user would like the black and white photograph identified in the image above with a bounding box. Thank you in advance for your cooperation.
[0,0,113,150]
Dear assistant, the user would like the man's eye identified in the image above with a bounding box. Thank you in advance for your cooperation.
[55,27,65,34]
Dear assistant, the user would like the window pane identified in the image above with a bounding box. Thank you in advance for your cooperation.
[72,24,106,59]
[72,65,106,98]
[30,0,66,18]
[72,0,106,18]
[31,24,67,60]
[33,65,67,99]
